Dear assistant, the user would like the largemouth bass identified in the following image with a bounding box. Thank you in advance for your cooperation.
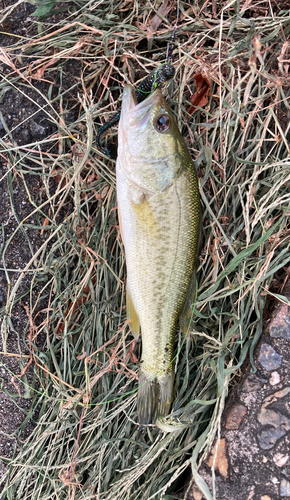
[116,85,200,424]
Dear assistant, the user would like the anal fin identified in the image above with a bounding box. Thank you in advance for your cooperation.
[127,287,140,339]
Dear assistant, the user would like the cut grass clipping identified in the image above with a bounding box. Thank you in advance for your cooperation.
[1,1,290,499]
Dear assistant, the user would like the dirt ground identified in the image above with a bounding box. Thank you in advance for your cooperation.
[1,2,290,500]
[0,0,80,483]
[0,1,39,479]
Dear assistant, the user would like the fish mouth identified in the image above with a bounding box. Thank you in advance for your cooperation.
[122,85,163,124]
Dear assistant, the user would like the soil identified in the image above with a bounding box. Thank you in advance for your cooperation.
[0,157,41,476]
[0,0,81,482]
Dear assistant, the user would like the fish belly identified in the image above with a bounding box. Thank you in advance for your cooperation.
[117,158,199,424]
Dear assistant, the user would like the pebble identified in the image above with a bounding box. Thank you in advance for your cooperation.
[272,387,290,399]
[258,344,282,371]
[226,404,247,430]
[258,427,285,450]
[261,496,271,500]
[274,454,289,467]
[29,119,46,136]
[207,438,228,478]
[281,479,290,497]
[192,489,203,500]
[269,371,280,386]
[258,408,290,428]
[242,373,265,392]
[258,394,290,450]
[247,487,255,499]
[269,304,290,339]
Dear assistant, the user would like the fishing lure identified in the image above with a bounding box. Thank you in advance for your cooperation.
[96,62,175,159]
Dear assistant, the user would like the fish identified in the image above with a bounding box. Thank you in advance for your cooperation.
[116,85,200,425]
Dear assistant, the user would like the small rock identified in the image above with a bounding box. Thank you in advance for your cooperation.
[207,438,228,478]
[274,453,289,467]
[242,373,265,392]
[192,488,203,500]
[271,477,279,484]
[262,456,268,463]
[29,119,46,136]
[258,427,285,450]
[269,304,290,339]
[272,387,290,399]
[226,404,247,429]
[258,344,282,371]
[20,128,29,142]
[269,371,280,386]
[257,392,290,450]
[247,486,255,499]
[258,407,290,428]
[261,496,271,500]
[281,479,290,497]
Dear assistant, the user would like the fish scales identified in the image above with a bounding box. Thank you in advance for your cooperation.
[116,85,200,424]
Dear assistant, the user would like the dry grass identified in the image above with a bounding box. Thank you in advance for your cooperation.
[0,0,290,498]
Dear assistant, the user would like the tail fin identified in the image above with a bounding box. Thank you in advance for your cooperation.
[137,368,174,425]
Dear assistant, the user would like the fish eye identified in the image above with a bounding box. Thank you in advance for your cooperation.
[155,114,170,132]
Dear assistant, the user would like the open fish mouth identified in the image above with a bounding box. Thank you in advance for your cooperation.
[122,85,164,126]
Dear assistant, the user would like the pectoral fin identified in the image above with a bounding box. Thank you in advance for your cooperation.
[179,271,198,335]
[127,287,140,339]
